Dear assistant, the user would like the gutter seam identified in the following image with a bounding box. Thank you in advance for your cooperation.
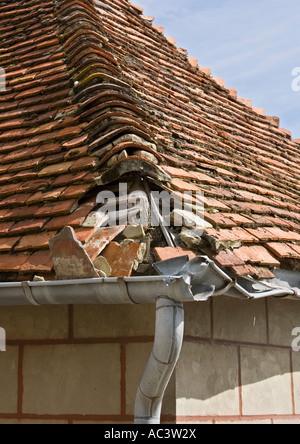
[21,282,41,306]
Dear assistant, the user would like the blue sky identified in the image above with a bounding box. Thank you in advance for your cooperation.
[134,0,300,138]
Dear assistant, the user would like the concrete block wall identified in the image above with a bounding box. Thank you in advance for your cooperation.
[0,304,174,424]
[177,297,300,424]
[0,297,299,424]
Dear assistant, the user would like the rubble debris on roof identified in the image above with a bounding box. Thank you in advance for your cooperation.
[0,0,299,282]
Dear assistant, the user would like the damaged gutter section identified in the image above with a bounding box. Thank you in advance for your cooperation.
[153,256,300,301]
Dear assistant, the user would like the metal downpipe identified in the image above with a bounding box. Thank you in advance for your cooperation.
[134,297,184,424]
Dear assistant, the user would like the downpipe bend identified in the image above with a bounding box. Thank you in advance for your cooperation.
[134,297,184,424]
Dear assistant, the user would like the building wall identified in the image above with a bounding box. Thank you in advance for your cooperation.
[177,297,300,424]
[0,297,299,424]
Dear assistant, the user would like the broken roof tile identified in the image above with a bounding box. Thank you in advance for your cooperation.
[205,227,259,252]
[85,226,126,261]
[154,247,197,262]
[102,241,141,277]
[0,0,298,279]
[252,267,276,280]
[49,226,100,280]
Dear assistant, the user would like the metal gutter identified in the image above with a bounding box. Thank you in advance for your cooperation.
[0,275,209,307]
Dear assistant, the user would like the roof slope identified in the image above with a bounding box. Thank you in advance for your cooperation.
[0,0,299,281]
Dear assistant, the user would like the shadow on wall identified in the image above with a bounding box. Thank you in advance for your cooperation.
[176,297,300,417]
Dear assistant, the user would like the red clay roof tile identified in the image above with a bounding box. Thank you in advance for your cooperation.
[230,264,258,277]
[154,247,197,262]
[213,250,245,268]
[15,231,57,252]
[0,0,298,279]
[234,246,280,267]
[252,267,276,280]
[9,219,48,235]
[85,226,126,261]
[102,241,141,278]
[266,243,300,259]
[0,236,21,252]
[0,253,31,272]
[19,250,54,274]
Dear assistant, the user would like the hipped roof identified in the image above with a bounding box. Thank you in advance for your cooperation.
[0,0,299,281]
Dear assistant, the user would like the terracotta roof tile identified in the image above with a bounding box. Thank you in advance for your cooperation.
[49,226,99,280]
[163,165,219,185]
[102,241,141,278]
[205,227,259,247]
[85,226,126,261]
[154,247,197,262]
[0,0,298,279]
[9,219,48,235]
[263,227,300,242]
[74,227,98,245]
[19,250,54,274]
[212,250,245,268]
[0,222,14,235]
[234,246,280,267]
[15,231,57,252]
[230,264,258,277]
[266,243,300,259]
[34,200,78,218]
[0,236,21,252]
[0,253,31,272]
[251,267,276,280]
[171,178,203,193]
